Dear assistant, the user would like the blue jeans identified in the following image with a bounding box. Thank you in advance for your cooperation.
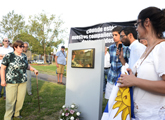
[103,68,109,92]
[0,76,6,97]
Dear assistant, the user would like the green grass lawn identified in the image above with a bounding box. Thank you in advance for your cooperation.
[0,78,108,120]
[31,64,66,77]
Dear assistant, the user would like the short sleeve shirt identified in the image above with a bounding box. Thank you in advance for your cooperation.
[132,42,165,119]
[56,50,66,65]
[1,52,29,84]
[0,46,14,67]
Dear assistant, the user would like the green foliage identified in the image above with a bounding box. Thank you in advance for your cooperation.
[0,10,67,58]
[31,64,66,77]
[0,10,25,41]
[27,12,66,62]
[13,32,43,54]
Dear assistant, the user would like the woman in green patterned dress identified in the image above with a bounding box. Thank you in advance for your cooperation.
[1,40,38,120]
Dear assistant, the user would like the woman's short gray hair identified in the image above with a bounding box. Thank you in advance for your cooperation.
[24,42,29,46]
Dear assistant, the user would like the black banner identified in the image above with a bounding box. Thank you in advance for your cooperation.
[69,20,136,47]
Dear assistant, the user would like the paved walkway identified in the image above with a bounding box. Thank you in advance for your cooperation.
[31,72,66,84]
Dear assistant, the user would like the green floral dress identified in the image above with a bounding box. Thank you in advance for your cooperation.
[2,52,29,84]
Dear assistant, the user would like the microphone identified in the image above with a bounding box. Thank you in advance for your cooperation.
[116,44,123,62]
[118,44,123,52]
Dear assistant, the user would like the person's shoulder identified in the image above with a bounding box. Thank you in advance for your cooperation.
[56,51,60,56]
[22,53,28,58]
[110,43,115,47]
[8,46,12,49]
[7,52,13,55]
[136,40,145,47]
[152,41,165,59]
[22,53,28,57]
[133,41,146,50]
[56,51,60,53]
[22,53,26,56]
[157,40,165,46]
[5,52,13,58]
[109,43,115,49]
[154,41,165,51]
[0,46,5,51]
[8,46,14,51]
[122,44,129,49]
[0,47,2,53]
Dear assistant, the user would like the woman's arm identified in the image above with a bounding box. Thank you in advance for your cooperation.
[135,75,165,94]
[1,64,7,86]
[118,69,165,94]
[27,64,38,75]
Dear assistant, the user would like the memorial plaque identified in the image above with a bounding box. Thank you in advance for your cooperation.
[71,48,95,68]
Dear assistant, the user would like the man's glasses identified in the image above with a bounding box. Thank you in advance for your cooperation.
[4,40,10,42]
[120,35,126,39]
[134,21,142,28]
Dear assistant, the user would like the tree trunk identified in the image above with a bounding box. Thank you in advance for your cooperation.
[44,45,46,64]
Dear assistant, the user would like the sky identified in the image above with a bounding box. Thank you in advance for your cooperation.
[0,0,164,50]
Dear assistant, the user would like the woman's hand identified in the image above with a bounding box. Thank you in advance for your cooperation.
[34,70,39,75]
[1,80,6,87]
[117,68,137,87]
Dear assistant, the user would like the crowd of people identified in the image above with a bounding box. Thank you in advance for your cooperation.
[104,6,165,120]
[0,6,165,120]
[0,37,67,120]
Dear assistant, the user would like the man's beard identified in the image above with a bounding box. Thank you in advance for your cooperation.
[123,38,130,46]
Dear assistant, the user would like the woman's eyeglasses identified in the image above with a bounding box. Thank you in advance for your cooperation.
[19,45,24,48]
[134,21,142,28]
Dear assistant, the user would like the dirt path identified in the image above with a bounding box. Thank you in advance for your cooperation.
[31,72,66,84]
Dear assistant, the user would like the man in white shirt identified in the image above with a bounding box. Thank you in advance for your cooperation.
[0,38,14,100]
[118,27,146,70]
[104,47,111,93]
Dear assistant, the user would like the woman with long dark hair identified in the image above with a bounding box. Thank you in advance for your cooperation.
[118,7,165,120]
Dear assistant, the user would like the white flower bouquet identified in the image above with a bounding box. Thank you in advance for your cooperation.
[59,104,81,120]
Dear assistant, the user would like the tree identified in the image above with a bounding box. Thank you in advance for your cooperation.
[0,10,25,41]
[13,32,43,54]
[27,12,66,63]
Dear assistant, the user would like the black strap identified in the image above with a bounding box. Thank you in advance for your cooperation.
[135,40,164,77]
[61,51,66,58]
